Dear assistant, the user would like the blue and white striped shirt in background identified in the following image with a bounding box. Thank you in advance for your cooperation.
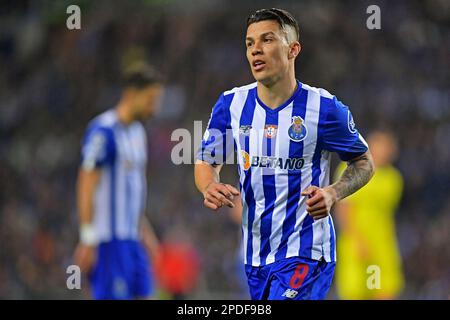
[81,109,147,243]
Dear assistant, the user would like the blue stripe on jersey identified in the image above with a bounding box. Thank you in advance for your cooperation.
[241,88,257,265]
[275,86,308,261]
[298,211,314,258]
[329,217,335,261]
[316,96,328,154]
[259,111,278,265]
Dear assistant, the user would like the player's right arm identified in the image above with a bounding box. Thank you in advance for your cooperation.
[195,93,239,211]
[77,168,101,228]
[74,126,115,273]
[195,161,239,210]
[74,168,101,273]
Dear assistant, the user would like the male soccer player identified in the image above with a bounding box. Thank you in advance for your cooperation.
[74,63,163,299]
[194,8,375,300]
[334,130,404,299]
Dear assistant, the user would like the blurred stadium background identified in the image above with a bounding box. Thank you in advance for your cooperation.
[0,0,448,299]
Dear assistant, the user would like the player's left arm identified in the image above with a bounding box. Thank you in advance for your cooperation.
[302,151,374,220]
[329,151,374,201]
[302,96,374,220]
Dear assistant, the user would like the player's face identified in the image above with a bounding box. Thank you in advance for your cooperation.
[131,84,163,120]
[246,20,292,86]
[368,132,398,167]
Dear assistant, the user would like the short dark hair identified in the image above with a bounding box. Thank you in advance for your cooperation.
[247,8,300,41]
[121,62,162,89]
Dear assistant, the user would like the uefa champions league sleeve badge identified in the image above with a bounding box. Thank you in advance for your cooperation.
[347,110,357,134]
[288,116,308,142]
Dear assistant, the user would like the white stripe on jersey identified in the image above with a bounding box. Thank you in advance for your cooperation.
[320,151,332,261]
[115,127,129,240]
[224,82,257,96]
[126,126,141,239]
[359,133,369,148]
[118,123,146,240]
[311,151,331,260]
[330,215,337,261]
[249,102,266,266]
[93,165,112,241]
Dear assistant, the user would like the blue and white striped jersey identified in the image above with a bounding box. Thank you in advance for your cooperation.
[198,81,368,266]
[81,109,147,243]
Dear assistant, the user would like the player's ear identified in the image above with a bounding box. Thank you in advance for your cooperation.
[288,41,301,60]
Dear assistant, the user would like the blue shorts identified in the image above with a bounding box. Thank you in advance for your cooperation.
[89,239,153,300]
[245,256,335,300]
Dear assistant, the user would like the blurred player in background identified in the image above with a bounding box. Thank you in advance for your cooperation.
[334,130,404,299]
[195,8,374,300]
[73,63,163,299]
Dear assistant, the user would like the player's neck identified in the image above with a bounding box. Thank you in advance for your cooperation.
[257,75,297,110]
[116,102,134,126]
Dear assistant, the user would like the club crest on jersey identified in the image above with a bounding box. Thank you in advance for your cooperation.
[239,125,252,136]
[264,124,278,139]
[288,116,307,142]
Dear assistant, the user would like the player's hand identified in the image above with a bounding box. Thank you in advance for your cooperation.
[301,186,337,220]
[203,182,240,211]
[74,243,96,274]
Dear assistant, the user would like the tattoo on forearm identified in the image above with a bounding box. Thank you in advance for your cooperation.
[332,154,374,201]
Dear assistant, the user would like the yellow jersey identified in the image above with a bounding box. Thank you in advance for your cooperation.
[334,163,404,299]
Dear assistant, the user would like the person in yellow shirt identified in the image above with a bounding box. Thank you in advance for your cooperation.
[334,130,404,299]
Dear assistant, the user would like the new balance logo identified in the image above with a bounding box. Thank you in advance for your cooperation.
[282,288,298,299]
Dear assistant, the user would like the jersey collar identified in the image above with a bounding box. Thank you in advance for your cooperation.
[255,79,302,113]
